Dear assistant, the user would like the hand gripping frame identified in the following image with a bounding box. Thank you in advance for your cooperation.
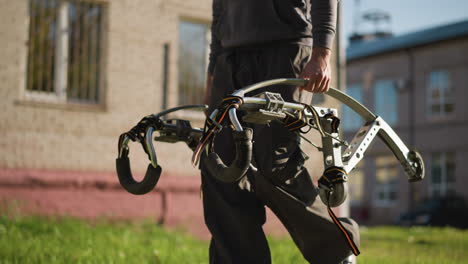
[115,79,424,206]
[115,79,424,258]
[201,78,424,207]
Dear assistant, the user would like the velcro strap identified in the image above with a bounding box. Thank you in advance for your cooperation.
[323,113,341,133]
[283,111,307,131]
[319,166,360,256]
[318,166,348,190]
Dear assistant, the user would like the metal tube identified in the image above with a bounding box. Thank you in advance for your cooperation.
[242,97,305,111]
[119,136,130,158]
[145,126,158,168]
[231,78,376,122]
[232,78,308,96]
[209,109,219,122]
[229,108,243,131]
[325,87,376,122]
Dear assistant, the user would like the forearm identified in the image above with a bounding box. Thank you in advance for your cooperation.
[312,46,331,60]
[310,0,338,49]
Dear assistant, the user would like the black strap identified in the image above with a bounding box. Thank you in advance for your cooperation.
[318,166,348,189]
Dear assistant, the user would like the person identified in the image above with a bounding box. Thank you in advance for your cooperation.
[200,0,360,263]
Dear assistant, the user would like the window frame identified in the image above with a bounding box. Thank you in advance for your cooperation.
[23,0,108,106]
[426,70,455,118]
[429,152,456,198]
[177,18,210,107]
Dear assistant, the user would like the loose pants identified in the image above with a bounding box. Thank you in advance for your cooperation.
[201,43,360,264]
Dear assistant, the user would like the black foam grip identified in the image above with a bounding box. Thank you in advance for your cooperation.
[116,157,161,195]
[204,128,253,183]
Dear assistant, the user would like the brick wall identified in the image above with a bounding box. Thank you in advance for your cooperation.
[0,0,210,176]
[0,0,342,176]
[0,0,344,237]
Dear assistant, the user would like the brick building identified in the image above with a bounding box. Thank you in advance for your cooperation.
[345,20,468,225]
[0,0,345,237]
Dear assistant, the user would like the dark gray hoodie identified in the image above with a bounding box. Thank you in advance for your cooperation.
[208,0,338,73]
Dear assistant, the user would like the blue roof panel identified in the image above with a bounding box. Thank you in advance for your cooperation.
[347,20,468,61]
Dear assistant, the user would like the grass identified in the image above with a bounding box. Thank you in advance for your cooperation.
[358,226,467,264]
[0,216,467,263]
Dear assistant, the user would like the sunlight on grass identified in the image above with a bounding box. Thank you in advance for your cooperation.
[0,216,467,264]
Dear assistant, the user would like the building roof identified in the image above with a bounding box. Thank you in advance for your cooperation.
[347,19,468,61]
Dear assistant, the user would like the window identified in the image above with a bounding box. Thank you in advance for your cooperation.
[178,21,210,105]
[374,80,398,125]
[430,152,456,197]
[348,161,365,206]
[427,70,454,117]
[374,156,399,207]
[342,84,364,131]
[26,0,105,103]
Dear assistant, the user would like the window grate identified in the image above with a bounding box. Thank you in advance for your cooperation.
[26,0,59,94]
[26,0,104,104]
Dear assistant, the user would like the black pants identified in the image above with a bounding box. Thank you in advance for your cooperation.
[201,43,360,264]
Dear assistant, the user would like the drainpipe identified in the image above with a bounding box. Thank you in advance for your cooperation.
[162,43,170,111]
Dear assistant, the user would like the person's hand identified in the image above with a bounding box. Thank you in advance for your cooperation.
[299,47,332,93]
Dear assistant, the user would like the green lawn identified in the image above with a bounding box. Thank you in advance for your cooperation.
[0,216,467,264]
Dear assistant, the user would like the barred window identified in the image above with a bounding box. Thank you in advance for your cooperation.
[26,0,105,104]
[178,20,210,105]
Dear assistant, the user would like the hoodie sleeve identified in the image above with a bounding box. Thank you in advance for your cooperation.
[208,0,223,74]
[310,0,338,49]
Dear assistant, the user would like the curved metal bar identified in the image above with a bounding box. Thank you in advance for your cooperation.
[231,78,376,122]
[118,135,131,158]
[209,109,219,120]
[242,97,305,111]
[145,126,158,168]
[325,88,376,122]
[229,108,243,131]
[232,78,308,97]
[155,104,208,118]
